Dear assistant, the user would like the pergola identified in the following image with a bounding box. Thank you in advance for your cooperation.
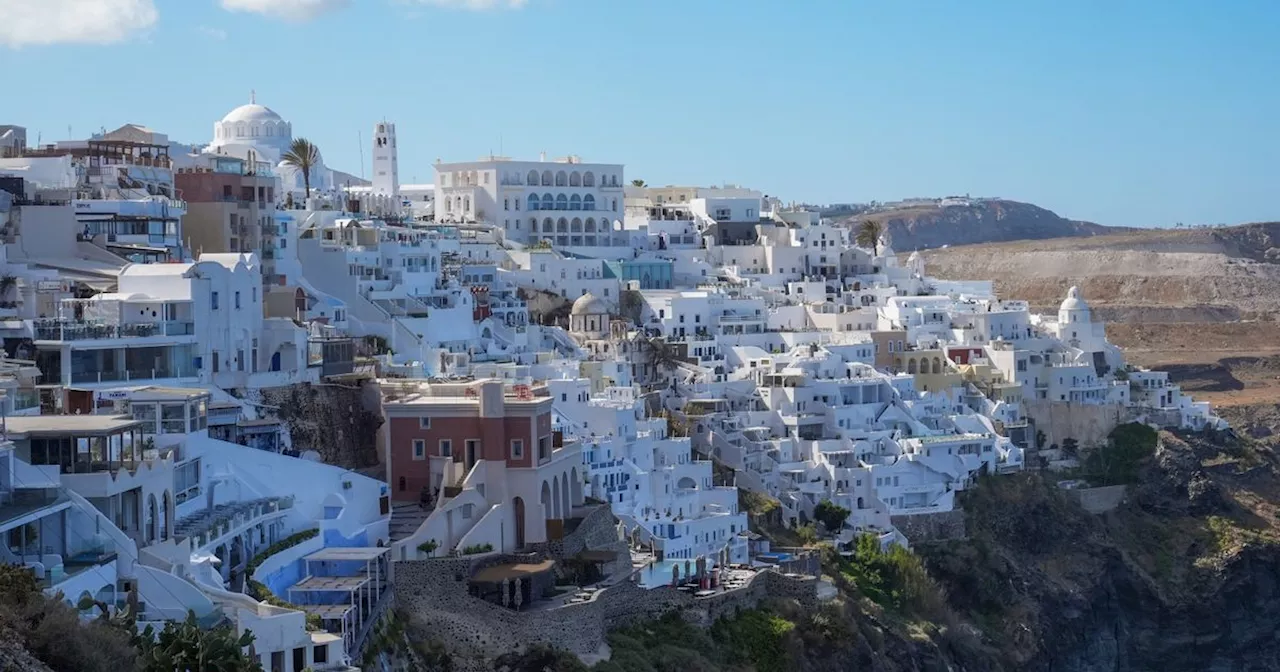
[289,547,390,651]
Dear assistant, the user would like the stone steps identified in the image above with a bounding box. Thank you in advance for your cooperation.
[389,502,431,543]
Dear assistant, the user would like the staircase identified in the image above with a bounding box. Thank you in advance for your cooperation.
[388,502,430,543]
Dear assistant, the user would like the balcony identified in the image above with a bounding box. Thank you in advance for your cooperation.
[71,365,198,385]
[34,320,195,342]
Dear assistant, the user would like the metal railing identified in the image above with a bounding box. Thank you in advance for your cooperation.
[35,320,194,341]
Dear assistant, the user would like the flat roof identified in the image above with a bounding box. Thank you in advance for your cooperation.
[290,576,370,593]
[128,386,211,401]
[305,547,389,562]
[5,414,142,437]
[472,559,555,584]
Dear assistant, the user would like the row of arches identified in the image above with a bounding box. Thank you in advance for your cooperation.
[526,193,596,211]
[524,170,618,188]
[215,120,290,140]
[906,357,944,375]
[534,216,600,234]
[143,491,174,544]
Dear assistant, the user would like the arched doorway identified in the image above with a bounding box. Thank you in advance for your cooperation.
[145,494,157,543]
[512,497,526,549]
[160,491,171,541]
[570,467,582,507]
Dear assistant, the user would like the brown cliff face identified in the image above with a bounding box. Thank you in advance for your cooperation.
[840,200,1122,251]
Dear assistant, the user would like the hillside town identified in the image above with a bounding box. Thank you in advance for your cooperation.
[0,102,1227,670]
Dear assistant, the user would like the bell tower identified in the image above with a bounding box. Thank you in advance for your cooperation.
[372,121,399,199]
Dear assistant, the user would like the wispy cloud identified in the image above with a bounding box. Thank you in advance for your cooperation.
[218,0,351,22]
[0,0,158,49]
[402,0,528,10]
[198,25,229,41]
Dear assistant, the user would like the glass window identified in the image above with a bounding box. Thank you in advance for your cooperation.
[133,403,159,434]
[161,402,186,434]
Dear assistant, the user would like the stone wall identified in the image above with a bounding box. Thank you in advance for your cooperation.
[1068,485,1128,514]
[891,509,967,544]
[1025,399,1133,455]
[394,556,819,671]
[255,380,384,468]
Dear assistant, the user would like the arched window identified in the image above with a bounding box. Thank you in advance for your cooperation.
[557,217,568,232]
[571,217,582,232]
[541,170,553,186]
[570,194,581,210]
[541,193,554,210]
[556,194,568,210]
[527,194,539,211]
[569,172,581,187]
[555,170,567,187]
[463,196,470,213]
[446,198,453,213]
[610,175,618,186]
[583,171,595,187]
[529,217,537,232]
[542,218,554,232]
[584,194,595,210]
[932,357,942,374]
[907,359,917,374]
[611,198,617,211]
[503,198,509,211]
[527,170,539,185]
[585,217,596,232]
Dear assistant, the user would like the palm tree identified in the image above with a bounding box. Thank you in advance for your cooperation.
[855,220,883,255]
[282,138,321,200]
[631,179,646,187]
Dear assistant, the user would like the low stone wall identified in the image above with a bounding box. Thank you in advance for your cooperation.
[891,509,966,544]
[1068,485,1128,514]
[394,557,819,670]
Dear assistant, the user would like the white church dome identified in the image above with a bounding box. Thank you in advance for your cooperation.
[221,103,285,124]
[571,292,608,316]
[1060,286,1089,311]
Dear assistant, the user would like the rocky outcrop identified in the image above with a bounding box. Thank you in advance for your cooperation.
[842,200,1121,251]
[920,431,1280,672]
[258,381,384,468]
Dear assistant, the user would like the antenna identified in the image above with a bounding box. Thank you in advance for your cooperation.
[357,130,365,180]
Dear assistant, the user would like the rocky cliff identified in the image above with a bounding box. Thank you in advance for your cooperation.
[920,430,1280,672]
[842,199,1122,251]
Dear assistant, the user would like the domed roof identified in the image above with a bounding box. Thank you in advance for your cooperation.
[221,103,284,124]
[1060,285,1089,311]
[571,292,608,316]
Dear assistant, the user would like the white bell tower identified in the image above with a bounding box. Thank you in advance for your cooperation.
[372,121,399,199]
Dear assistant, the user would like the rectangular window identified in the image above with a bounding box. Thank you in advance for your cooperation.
[412,440,426,460]
[419,417,431,430]
[511,439,524,459]
[234,291,241,309]
[313,646,328,664]
[439,439,452,457]
[211,291,219,310]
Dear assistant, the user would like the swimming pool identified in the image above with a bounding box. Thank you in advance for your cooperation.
[755,552,794,564]
[636,559,699,588]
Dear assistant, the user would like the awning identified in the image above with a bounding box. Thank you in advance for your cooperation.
[471,560,555,583]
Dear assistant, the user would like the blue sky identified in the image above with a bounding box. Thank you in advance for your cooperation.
[2,0,1278,227]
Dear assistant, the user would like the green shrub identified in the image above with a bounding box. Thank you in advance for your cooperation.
[459,543,493,556]
[417,539,439,556]
[244,528,322,631]
[834,534,947,619]
[813,500,851,533]
[1085,423,1158,485]
[712,609,795,672]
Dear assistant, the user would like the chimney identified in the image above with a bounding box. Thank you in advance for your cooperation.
[539,151,546,162]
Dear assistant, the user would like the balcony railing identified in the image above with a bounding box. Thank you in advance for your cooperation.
[71,365,198,385]
[35,320,195,341]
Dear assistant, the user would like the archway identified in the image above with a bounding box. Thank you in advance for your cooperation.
[146,494,157,543]
[512,497,526,549]
[552,478,562,519]
[540,480,552,523]
[570,467,582,507]
[591,474,602,501]
[560,473,570,519]
[907,359,917,374]
[161,491,171,541]
[856,496,865,510]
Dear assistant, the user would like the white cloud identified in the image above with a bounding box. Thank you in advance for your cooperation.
[199,26,229,41]
[219,0,351,22]
[0,0,158,48]
[404,0,528,10]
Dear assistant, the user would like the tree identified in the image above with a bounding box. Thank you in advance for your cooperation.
[631,179,646,187]
[813,500,851,534]
[281,138,321,200]
[855,220,883,256]
[136,611,263,672]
